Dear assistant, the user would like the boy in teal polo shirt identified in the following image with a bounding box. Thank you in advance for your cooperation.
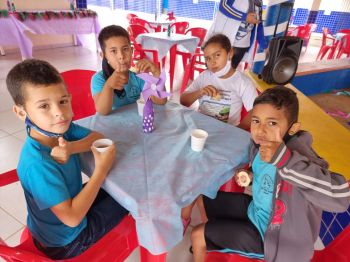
[91,25,167,115]
[6,59,128,260]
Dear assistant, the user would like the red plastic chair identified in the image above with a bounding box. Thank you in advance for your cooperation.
[128,24,163,68]
[316,28,336,60]
[0,169,139,262]
[176,27,207,70]
[336,34,350,59]
[126,13,138,23]
[130,17,158,33]
[168,21,189,34]
[287,23,316,51]
[60,70,96,121]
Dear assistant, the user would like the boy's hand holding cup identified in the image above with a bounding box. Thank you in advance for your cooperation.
[51,137,72,164]
[92,139,116,176]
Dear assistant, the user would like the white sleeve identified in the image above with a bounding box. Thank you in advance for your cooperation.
[183,71,206,93]
[239,74,258,111]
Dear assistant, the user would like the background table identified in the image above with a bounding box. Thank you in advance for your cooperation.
[0,14,100,59]
[136,32,199,91]
[78,102,251,255]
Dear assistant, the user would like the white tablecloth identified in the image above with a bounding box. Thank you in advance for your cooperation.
[136,32,199,59]
[77,102,251,254]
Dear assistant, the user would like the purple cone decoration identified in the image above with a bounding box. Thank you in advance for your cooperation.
[136,70,170,133]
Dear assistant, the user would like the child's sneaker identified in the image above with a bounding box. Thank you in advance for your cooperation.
[182,217,191,235]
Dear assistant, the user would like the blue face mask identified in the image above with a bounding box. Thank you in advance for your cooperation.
[25,116,63,138]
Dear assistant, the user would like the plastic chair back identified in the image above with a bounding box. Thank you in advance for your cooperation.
[130,17,157,32]
[126,13,138,23]
[0,169,139,262]
[169,21,189,34]
[60,70,96,121]
[128,25,161,68]
[336,34,350,58]
[185,27,207,48]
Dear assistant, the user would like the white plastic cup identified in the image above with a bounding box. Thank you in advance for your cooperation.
[137,99,145,116]
[191,129,208,152]
[92,138,113,153]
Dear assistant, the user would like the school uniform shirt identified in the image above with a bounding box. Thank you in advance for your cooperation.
[91,70,145,110]
[184,70,257,126]
[248,152,276,239]
[17,123,91,247]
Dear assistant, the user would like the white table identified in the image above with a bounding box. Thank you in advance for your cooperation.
[136,32,199,91]
[78,102,251,255]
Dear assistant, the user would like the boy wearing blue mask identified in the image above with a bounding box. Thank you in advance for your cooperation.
[180,34,258,130]
[6,59,128,260]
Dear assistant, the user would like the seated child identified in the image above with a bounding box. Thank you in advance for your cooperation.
[190,86,350,262]
[180,33,258,130]
[6,59,128,260]
[91,25,167,115]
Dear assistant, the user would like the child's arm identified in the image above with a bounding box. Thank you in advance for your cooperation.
[94,69,128,115]
[261,130,350,212]
[180,85,219,107]
[51,131,104,164]
[50,144,116,227]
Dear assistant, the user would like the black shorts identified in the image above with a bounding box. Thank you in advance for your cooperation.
[203,192,264,256]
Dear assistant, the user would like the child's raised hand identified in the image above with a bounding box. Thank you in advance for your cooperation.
[50,137,72,164]
[259,127,283,162]
[135,59,160,77]
[246,12,259,24]
[106,67,128,91]
[91,143,116,177]
[200,85,218,98]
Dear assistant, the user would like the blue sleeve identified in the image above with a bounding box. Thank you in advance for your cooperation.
[64,122,91,141]
[91,71,106,96]
[25,162,71,210]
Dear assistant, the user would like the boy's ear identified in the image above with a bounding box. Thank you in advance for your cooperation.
[99,51,104,59]
[288,122,301,135]
[13,105,27,121]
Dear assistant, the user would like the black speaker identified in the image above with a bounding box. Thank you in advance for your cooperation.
[261,36,303,85]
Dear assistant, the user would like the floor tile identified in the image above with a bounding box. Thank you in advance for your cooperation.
[0,136,24,173]
[0,111,24,134]
[4,226,24,247]
[0,208,23,240]
[0,181,27,225]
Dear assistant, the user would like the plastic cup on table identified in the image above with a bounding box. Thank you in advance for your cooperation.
[92,138,113,153]
[137,98,145,116]
[191,129,208,152]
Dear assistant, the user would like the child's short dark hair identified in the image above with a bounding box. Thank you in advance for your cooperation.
[202,33,232,53]
[98,25,130,53]
[253,86,299,124]
[6,59,63,106]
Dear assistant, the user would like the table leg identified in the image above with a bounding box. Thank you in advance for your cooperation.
[0,46,5,56]
[140,246,167,262]
[169,44,177,92]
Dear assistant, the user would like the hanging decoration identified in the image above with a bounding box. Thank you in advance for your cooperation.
[7,9,97,22]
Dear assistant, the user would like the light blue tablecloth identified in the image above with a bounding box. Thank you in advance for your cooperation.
[78,102,251,254]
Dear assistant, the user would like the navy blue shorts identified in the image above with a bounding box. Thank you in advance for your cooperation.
[33,188,128,260]
[203,192,264,256]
